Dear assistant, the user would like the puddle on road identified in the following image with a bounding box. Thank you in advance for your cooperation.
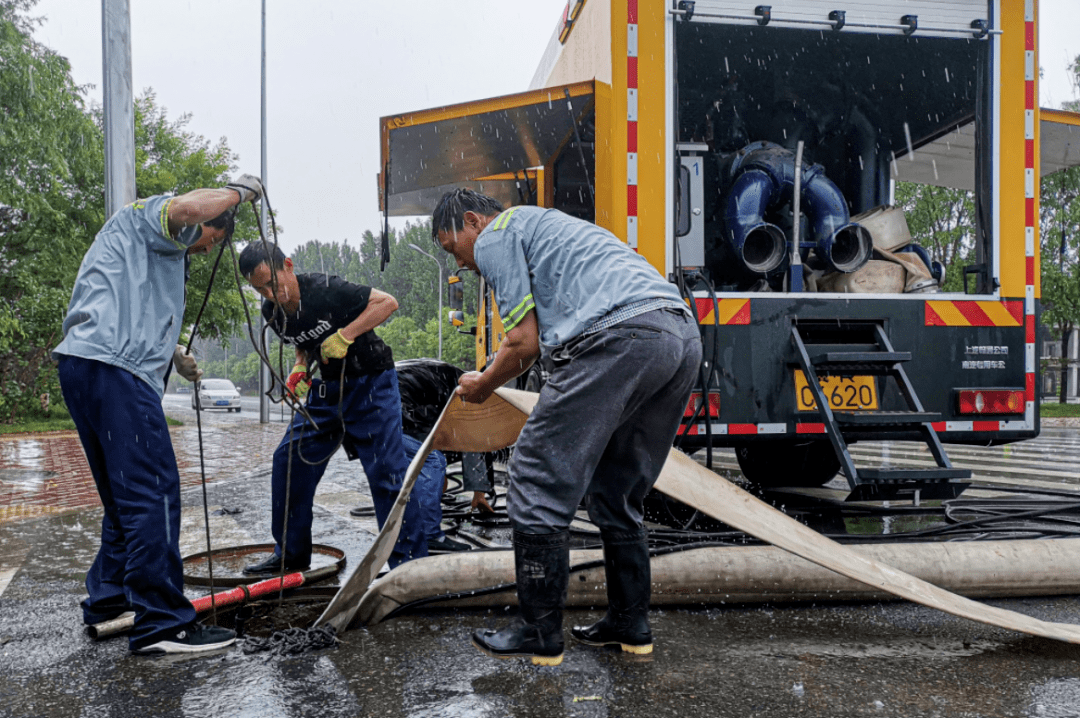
[0,439,46,473]
[0,468,58,486]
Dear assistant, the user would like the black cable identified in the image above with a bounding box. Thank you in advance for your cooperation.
[185,239,233,624]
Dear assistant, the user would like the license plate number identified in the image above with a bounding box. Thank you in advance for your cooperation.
[215,400,230,406]
[794,372,878,411]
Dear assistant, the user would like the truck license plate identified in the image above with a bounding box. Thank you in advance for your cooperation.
[794,372,878,412]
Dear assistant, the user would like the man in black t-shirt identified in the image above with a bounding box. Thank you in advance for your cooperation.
[237,242,428,572]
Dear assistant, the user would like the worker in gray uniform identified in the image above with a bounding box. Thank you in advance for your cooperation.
[431,189,702,666]
[53,175,262,655]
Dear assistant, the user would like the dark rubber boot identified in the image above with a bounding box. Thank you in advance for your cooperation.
[242,553,309,575]
[472,530,568,666]
[572,529,653,655]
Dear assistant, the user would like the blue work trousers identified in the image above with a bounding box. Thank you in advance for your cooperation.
[57,356,196,648]
[271,368,427,567]
[401,433,447,542]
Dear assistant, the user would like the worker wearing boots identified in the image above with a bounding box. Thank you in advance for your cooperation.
[52,175,263,655]
[237,242,428,575]
[431,189,702,665]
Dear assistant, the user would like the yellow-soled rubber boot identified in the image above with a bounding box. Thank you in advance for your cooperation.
[571,529,654,655]
[471,530,568,666]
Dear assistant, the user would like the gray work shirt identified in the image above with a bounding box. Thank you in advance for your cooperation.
[473,206,689,347]
[52,194,201,397]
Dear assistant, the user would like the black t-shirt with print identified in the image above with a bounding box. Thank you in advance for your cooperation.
[261,273,394,379]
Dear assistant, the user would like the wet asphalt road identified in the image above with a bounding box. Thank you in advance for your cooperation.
[3,406,1080,718]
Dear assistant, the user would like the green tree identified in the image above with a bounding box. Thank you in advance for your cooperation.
[0,0,261,421]
[0,0,103,421]
[893,182,975,293]
[1038,53,1080,402]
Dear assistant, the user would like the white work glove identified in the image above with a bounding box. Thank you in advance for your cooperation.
[225,173,264,204]
[173,344,203,382]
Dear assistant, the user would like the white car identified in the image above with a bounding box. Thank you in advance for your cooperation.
[192,379,242,412]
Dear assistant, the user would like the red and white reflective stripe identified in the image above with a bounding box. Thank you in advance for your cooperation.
[1023,0,1036,430]
[677,423,791,436]
[626,0,638,250]
[678,421,1022,436]
[931,420,1008,433]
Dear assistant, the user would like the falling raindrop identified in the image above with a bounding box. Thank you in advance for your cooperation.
[903,123,915,161]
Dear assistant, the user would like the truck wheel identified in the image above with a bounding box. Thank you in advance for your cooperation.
[517,364,545,393]
[735,441,840,488]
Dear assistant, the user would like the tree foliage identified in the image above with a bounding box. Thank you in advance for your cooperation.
[893,183,975,294]
[0,1,256,420]
[1038,53,1080,402]
[0,0,102,421]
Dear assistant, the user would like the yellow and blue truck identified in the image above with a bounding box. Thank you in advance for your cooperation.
[378,0,1080,502]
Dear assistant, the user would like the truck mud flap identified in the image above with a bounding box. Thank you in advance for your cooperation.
[318,389,1080,645]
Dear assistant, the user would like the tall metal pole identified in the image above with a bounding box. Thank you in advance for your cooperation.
[408,244,443,360]
[258,0,271,424]
[101,0,135,217]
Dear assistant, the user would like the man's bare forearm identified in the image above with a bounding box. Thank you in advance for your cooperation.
[167,188,241,232]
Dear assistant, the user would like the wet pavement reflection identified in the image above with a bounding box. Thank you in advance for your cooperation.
[2,409,1080,717]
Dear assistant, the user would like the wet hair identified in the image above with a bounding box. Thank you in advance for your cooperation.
[204,206,236,240]
[238,241,287,278]
[430,188,503,244]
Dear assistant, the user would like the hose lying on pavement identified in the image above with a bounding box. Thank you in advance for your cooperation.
[88,571,309,640]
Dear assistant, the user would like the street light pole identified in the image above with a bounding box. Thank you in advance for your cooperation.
[101,0,135,218]
[408,243,443,360]
[258,0,271,424]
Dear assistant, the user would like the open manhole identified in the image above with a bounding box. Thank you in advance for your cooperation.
[208,588,340,639]
[182,543,345,587]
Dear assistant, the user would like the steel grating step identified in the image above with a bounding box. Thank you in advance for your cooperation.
[847,480,970,503]
[858,467,972,482]
[812,351,911,364]
[835,411,941,427]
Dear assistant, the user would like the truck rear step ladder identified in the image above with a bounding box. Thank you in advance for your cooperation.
[791,323,970,503]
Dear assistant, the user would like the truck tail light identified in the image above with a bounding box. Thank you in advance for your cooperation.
[684,392,720,418]
[957,389,1025,415]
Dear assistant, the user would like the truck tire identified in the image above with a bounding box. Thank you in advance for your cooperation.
[517,364,545,393]
[735,441,841,488]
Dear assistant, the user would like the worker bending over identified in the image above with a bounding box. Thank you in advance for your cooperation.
[431,189,702,666]
[237,243,428,575]
[53,175,263,655]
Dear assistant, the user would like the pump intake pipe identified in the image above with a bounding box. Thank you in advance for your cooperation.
[718,141,872,276]
[721,170,789,275]
[802,172,874,273]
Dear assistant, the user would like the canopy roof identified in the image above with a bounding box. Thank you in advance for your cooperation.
[894,109,1080,190]
[380,81,593,216]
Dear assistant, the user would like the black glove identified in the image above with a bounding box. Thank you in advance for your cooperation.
[225,173,264,203]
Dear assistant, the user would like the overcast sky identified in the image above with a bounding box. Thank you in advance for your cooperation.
[31,0,1080,255]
